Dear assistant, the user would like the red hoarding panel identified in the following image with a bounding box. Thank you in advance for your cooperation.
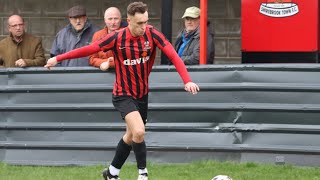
[242,0,318,52]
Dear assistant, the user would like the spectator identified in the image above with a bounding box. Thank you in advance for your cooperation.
[174,6,215,65]
[89,7,127,71]
[50,5,99,67]
[0,15,46,68]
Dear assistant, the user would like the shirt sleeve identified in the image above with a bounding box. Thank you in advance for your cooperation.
[151,28,192,84]
[56,32,116,62]
[56,43,101,62]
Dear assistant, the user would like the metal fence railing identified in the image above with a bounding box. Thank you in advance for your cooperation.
[1,65,320,166]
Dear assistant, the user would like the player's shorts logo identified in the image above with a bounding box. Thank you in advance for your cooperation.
[259,0,299,18]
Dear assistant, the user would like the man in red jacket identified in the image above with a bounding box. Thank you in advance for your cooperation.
[45,2,199,180]
[89,7,127,71]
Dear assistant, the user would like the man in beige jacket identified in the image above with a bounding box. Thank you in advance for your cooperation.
[0,15,45,68]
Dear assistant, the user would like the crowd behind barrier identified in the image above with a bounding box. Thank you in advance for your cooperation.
[0,9,215,68]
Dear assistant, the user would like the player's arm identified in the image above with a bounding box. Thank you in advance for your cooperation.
[162,44,199,94]
[151,28,199,94]
[45,43,101,69]
[45,33,116,69]
[151,28,190,83]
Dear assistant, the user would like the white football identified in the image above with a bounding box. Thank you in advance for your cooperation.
[212,175,233,180]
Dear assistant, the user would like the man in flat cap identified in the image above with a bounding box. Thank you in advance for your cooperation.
[174,6,215,65]
[50,5,99,66]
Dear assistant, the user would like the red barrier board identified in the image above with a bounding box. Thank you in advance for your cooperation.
[242,0,318,52]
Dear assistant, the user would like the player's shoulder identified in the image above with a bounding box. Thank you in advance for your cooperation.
[147,24,154,29]
[113,27,127,36]
[146,25,158,34]
[147,24,157,30]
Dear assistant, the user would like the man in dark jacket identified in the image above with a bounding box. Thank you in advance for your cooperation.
[0,15,46,68]
[174,6,215,65]
[50,5,99,66]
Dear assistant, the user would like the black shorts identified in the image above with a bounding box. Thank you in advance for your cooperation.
[112,95,148,124]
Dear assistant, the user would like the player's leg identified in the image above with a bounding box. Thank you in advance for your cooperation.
[103,95,148,180]
[128,95,149,179]
[125,111,148,179]
[102,96,135,180]
[104,126,133,179]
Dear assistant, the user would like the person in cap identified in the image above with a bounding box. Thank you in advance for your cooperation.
[174,6,215,65]
[0,15,46,68]
[50,5,99,66]
[89,7,128,71]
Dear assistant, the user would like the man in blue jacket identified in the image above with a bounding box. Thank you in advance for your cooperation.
[50,5,99,66]
[174,6,215,65]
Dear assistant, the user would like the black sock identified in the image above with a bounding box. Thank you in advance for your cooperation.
[111,138,132,169]
[132,141,147,169]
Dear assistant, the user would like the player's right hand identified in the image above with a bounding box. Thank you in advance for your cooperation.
[44,57,58,70]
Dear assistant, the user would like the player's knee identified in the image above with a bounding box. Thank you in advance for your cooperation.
[133,128,145,140]
[123,134,133,144]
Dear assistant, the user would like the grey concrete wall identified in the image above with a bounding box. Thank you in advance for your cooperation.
[0,0,241,64]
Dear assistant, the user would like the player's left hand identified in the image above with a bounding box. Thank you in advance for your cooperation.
[184,82,200,95]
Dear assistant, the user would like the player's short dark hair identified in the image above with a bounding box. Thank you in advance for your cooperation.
[127,2,148,16]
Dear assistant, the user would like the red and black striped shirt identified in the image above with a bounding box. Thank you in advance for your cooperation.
[57,25,192,99]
